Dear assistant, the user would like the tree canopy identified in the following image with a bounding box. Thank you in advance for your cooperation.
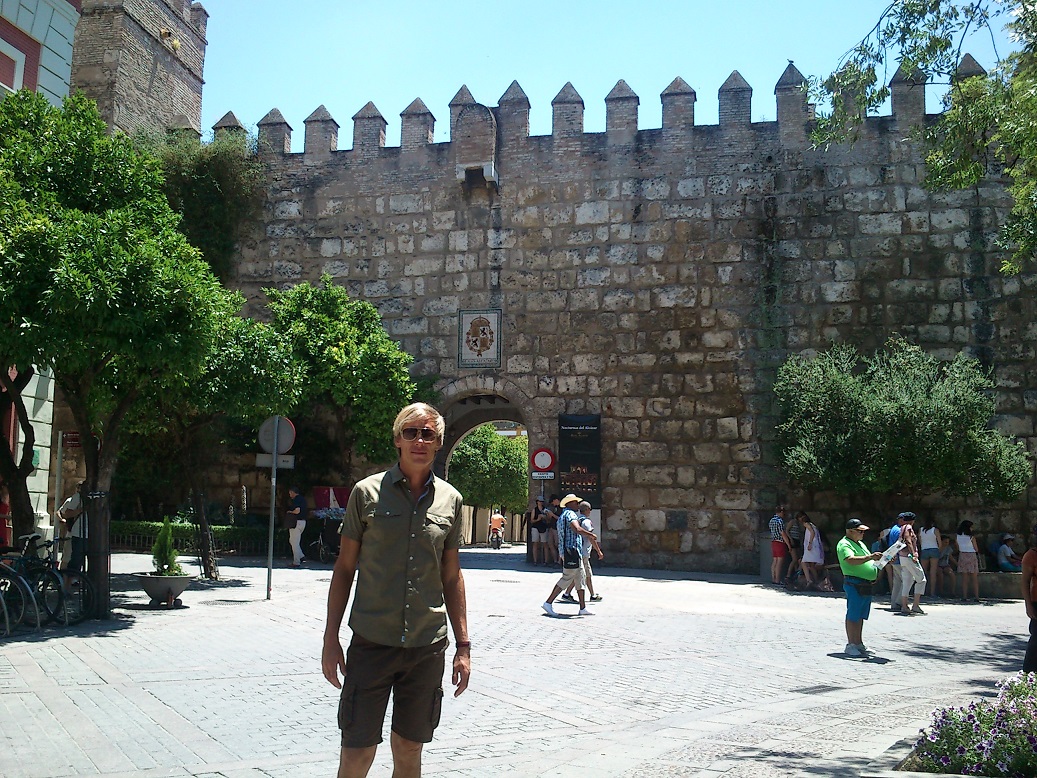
[774,338,1032,508]
[0,90,244,611]
[449,424,529,515]
[810,1,1037,272]
[134,128,265,281]
[266,275,416,481]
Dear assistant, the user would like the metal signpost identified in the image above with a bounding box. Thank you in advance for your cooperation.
[257,415,295,600]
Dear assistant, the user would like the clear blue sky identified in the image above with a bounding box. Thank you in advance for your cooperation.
[198,1,1015,151]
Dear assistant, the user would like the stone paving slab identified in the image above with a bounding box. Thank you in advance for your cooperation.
[0,546,1026,777]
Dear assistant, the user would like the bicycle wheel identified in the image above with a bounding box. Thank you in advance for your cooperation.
[34,570,64,625]
[63,573,95,624]
[0,589,9,637]
[0,566,37,630]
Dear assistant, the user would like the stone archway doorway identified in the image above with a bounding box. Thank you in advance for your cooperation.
[436,394,526,548]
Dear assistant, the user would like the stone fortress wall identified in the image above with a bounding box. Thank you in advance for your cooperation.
[224,59,1036,573]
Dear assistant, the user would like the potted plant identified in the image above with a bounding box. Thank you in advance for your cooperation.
[136,517,193,607]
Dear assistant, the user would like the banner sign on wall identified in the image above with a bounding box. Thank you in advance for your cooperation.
[557,414,601,509]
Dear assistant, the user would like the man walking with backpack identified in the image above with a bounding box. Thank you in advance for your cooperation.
[541,494,598,617]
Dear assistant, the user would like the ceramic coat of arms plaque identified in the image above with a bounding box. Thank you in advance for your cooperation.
[458,309,501,368]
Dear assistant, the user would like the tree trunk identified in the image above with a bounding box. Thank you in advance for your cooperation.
[187,472,218,580]
[0,368,39,541]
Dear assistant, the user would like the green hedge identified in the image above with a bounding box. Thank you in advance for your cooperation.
[111,520,288,557]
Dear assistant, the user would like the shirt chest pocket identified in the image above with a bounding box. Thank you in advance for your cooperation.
[365,508,408,543]
[423,514,452,545]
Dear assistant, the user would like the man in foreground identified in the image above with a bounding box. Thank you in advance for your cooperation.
[322,403,470,778]
[837,518,883,658]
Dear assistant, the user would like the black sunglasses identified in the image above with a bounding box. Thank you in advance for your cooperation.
[401,426,438,442]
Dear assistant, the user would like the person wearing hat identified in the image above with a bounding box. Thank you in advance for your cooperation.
[836,518,883,657]
[997,534,1022,572]
[894,512,927,615]
[1021,525,1037,672]
[541,494,598,617]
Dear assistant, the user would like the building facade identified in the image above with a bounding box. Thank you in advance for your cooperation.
[1,0,80,525]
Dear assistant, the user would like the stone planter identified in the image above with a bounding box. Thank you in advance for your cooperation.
[135,573,193,607]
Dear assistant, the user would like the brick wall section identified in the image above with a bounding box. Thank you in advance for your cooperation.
[229,77,1037,574]
[71,0,206,134]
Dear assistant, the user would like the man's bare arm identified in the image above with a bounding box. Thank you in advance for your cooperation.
[441,548,470,696]
[322,537,360,688]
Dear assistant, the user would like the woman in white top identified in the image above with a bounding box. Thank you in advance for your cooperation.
[956,520,980,602]
[919,517,942,597]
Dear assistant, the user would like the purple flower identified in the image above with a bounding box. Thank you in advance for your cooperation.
[957,746,967,755]
[940,756,951,765]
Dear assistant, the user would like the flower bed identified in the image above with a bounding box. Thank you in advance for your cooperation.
[901,672,1037,776]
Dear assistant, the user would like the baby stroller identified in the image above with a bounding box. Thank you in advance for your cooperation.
[308,487,348,564]
[310,512,341,563]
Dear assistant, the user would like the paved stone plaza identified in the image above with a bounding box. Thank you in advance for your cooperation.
[0,546,1025,778]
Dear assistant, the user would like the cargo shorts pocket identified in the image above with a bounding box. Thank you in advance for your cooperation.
[338,683,357,730]
[429,687,443,731]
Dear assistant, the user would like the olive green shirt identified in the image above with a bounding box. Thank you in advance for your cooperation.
[340,463,464,648]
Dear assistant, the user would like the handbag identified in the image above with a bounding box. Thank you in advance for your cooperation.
[282,515,297,530]
[563,547,581,568]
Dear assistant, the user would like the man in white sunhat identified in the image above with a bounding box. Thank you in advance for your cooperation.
[837,518,883,658]
[541,494,598,617]
[561,500,603,604]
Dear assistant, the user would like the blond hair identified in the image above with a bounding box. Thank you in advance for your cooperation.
[392,402,445,443]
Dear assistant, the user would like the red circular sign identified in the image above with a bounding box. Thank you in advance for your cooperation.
[531,448,555,472]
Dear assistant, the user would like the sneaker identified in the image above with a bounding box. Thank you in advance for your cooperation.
[541,602,557,617]
[590,594,603,601]
[845,643,863,657]
[560,593,577,603]
[857,643,871,654]
[911,605,926,615]
[578,609,592,616]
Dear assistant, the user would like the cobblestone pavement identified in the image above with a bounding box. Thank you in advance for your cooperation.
[0,547,1025,777]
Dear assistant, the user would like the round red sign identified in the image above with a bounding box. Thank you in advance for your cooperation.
[531,447,555,472]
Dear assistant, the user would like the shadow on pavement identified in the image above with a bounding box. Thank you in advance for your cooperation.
[897,632,1027,674]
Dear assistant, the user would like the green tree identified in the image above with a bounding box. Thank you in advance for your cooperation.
[134,128,264,281]
[125,312,303,578]
[449,424,529,540]
[266,275,416,483]
[0,91,239,613]
[810,1,1036,271]
[774,338,1031,518]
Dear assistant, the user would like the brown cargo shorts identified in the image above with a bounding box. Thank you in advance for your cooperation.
[338,632,446,748]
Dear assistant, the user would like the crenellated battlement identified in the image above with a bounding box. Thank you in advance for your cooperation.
[219,56,984,161]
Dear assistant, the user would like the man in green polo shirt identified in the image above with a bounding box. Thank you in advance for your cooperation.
[837,518,883,658]
[322,402,470,778]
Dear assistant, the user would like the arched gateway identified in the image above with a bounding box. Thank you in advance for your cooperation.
[434,375,535,480]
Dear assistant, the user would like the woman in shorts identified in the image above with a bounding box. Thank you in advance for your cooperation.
[956,520,980,602]
[918,517,942,596]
